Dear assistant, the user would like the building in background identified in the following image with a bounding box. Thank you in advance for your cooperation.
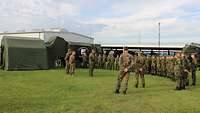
[0,28,94,46]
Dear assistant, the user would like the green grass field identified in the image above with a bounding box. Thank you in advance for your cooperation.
[0,69,200,113]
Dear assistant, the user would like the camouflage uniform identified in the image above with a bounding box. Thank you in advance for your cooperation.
[156,57,161,76]
[190,55,197,86]
[135,53,145,88]
[114,55,119,70]
[64,49,72,74]
[115,48,134,94]
[69,51,76,76]
[110,55,115,70]
[146,56,152,74]
[182,55,190,88]
[82,53,88,68]
[97,54,103,69]
[174,54,183,90]
[151,56,157,75]
[102,53,107,69]
[89,49,96,77]
[171,56,176,80]
[107,54,112,70]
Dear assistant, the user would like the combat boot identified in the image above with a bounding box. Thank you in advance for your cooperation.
[114,89,120,94]
[192,83,195,86]
[142,84,145,88]
[123,90,127,95]
[175,86,181,90]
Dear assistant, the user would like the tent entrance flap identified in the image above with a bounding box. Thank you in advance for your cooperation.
[45,36,68,68]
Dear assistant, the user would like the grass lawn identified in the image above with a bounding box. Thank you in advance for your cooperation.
[0,69,200,113]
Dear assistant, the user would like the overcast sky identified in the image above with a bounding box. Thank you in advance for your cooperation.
[0,0,200,44]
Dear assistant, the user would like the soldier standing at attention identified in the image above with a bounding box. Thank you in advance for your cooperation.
[97,54,103,69]
[64,48,72,74]
[69,51,76,76]
[115,47,134,94]
[174,52,183,90]
[82,52,88,68]
[182,53,190,88]
[135,52,146,88]
[102,52,107,69]
[190,54,197,86]
[110,54,115,70]
[89,48,96,77]
[114,55,120,70]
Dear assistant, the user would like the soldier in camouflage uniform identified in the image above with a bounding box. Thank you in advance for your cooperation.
[190,54,197,86]
[81,52,88,68]
[182,53,190,88]
[64,48,72,74]
[151,56,156,75]
[135,52,145,88]
[114,55,119,70]
[107,53,112,70]
[110,54,115,70]
[146,56,152,74]
[69,51,76,76]
[174,52,183,90]
[115,47,134,94]
[171,56,176,81]
[97,54,103,69]
[89,48,96,77]
[102,53,107,69]
[156,57,161,76]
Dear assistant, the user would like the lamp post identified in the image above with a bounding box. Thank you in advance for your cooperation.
[158,22,161,56]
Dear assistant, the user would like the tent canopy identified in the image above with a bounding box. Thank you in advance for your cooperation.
[1,36,48,70]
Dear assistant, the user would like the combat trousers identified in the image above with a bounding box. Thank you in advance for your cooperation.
[69,63,75,76]
[89,62,95,77]
[65,61,70,74]
[135,68,145,87]
[116,70,129,92]
[192,70,196,85]
[175,70,181,89]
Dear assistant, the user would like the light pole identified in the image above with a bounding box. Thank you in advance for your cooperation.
[158,22,161,56]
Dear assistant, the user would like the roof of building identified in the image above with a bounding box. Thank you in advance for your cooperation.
[101,43,186,50]
[0,31,94,40]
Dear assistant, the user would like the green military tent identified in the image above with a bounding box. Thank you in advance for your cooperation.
[182,43,200,53]
[0,36,48,70]
[45,36,68,68]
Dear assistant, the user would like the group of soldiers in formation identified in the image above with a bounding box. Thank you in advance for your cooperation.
[64,47,197,94]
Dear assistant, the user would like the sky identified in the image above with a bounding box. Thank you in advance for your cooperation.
[0,0,200,44]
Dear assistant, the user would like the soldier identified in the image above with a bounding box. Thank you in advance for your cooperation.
[97,54,103,69]
[69,51,76,76]
[174,52,183,90]
[115,47,134,94]
[102,52,107,69]
[114,55,120,70]
[135,52,145,88]
[146,56,152,74]
[107,53,112,70]
[64,48,72,74]
[190,53,197,86]
[182,53,190,88]
[110,54,115,70]
[89,48,96,77]
[151,56,156,75]
[81,52,88,68]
